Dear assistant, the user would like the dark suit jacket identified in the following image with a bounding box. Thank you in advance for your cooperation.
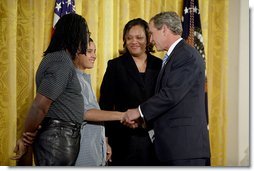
[99,52,162,165]
[140,40,210,162]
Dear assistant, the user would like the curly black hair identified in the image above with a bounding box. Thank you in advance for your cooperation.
[44,13,90,60]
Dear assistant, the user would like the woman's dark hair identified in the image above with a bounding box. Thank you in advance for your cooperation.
[120,18,154,54]
[44,13,90,60]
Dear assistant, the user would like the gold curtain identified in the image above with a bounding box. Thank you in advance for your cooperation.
[0,0,228,166]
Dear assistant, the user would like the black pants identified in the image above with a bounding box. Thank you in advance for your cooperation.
[109,134,159,166]
[33,118,81,166]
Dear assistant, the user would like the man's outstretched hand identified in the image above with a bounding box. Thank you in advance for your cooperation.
[121,108,142,128]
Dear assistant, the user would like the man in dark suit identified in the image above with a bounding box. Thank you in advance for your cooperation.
[122,11,210,166]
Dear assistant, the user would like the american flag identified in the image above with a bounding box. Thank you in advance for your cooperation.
[53,0,76,28]
[182,0,208,124]
[182,0,205,62]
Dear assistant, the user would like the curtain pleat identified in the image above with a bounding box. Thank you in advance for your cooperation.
[207,0,229,166]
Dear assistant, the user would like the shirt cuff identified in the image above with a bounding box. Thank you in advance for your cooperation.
[138,105,147,129]
[138,105,144,118]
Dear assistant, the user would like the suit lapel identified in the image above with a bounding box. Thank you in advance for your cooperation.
[155,40,185,92]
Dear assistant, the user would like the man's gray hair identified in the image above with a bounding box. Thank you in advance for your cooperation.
[150,11,183,35]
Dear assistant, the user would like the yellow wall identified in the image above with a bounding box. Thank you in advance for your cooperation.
[0,0,232,166]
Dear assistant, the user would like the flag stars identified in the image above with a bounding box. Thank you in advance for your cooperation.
[194,6,198,13]
[184,7,189,14]
[67,0,72,6]
[194,31,204,43]
[53,0,75,27]
[55,2,61,11]
[195,6,200,14]
[182,1,205,61]
[184,6,200,15]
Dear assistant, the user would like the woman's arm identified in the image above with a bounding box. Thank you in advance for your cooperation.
[83,109,124,122]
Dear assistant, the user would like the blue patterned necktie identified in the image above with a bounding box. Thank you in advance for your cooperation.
[162,54,169,67]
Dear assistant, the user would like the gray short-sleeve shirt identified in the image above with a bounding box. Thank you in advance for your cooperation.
[75,69,106,166]
[36,50,84,124]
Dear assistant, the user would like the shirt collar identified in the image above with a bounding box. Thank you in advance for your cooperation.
[166,37,183,57]
[75,68,90,78]
[75,68,84,75]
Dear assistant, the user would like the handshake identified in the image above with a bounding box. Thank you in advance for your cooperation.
[120,108,145,129]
